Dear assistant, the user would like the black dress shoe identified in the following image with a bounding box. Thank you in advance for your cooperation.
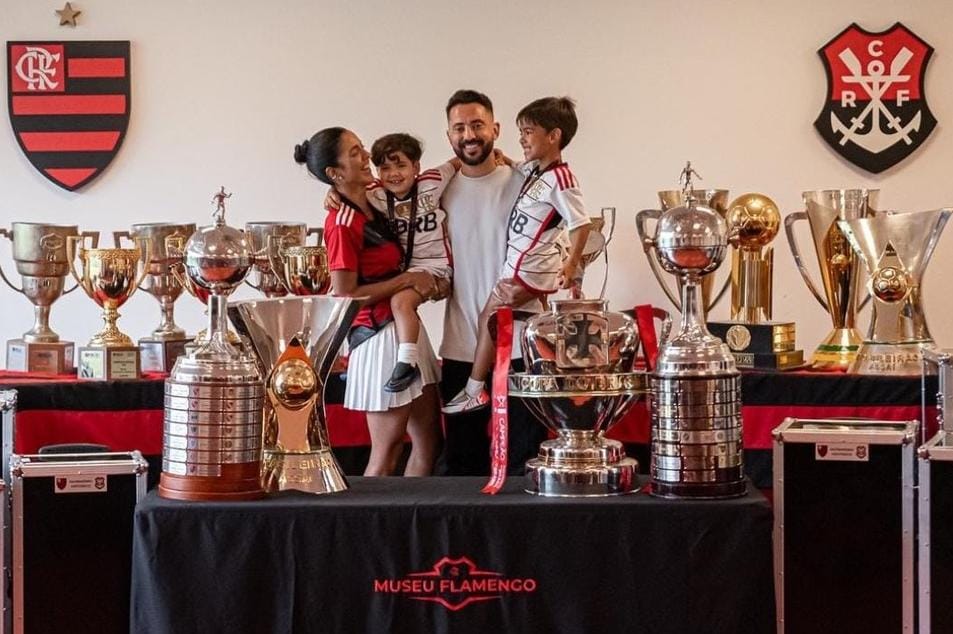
[384,362,420,393]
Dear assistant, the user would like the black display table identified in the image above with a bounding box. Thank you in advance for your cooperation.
[131,477,774,634]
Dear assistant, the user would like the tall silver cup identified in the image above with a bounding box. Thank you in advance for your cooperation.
[785,190,879,370]
[637,189,731,315]
[0,223,99,372]
[839,208,951,375]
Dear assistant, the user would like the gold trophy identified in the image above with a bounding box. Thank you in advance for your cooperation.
[244,222,322,297]
[637,178,731,315]
[707,194,804,370]
[1,223,99,373]
[67,235,150,380]
[785,190,879,370]
[267,230,330,296]
[114,223,196,372]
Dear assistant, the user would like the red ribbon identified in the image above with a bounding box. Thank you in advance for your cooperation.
[482,307,513,494]
[634,304,660,372]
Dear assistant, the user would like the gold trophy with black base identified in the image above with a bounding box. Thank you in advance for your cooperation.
[707,193,803,370]
[67,235,150,380]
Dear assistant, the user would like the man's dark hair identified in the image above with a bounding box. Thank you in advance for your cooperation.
[370,133,423,167]
[445,89,494,118]
[516,97,578,149]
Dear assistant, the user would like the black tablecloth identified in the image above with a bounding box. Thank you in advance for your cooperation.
[131,477,774,634]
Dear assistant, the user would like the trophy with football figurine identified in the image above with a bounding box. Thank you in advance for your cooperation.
[0,223,98,373]
[643,163,745,499]
[707,193,804,370]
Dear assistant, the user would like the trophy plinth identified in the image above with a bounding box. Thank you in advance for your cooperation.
[787,190,879,370]
[6,339,75,373]
[138,337,191,373]
[77,345,140,380]
[229,296,360,495]
[159,188,265,501]
[839,208,951,375]
[708,193,803,371]
[646,164,746,499]
[509,298,647,497]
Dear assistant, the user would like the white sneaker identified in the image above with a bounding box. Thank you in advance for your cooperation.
[441,388,490,415]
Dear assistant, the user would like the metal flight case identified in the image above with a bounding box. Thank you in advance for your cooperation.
[773,417,917,634]
[0,390,12,634]
[10,450,147,634]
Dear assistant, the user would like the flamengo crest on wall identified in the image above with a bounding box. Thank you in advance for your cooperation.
[814,23,936,174]
[7,41,131,191]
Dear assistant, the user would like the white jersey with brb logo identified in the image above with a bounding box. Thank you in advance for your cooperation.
[502,160,590,293]
[367,161,455,280]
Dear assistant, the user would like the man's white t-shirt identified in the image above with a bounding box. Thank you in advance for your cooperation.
[440,165,524,362]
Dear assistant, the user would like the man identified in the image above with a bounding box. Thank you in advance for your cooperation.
[438,89,547,476]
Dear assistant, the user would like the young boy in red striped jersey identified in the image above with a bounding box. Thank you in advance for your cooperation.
[366,134,458,392]
[443,97,592,414]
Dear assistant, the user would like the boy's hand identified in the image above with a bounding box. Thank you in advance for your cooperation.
[432,277,452,301]
[323,188,342,211]
[557,260,583,289]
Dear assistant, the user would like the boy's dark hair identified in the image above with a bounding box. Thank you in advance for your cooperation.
[517,97,578,149]
[445,89,494,118]
[370,133,423,166]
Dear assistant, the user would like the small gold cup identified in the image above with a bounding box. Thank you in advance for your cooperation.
[268,232,330,296]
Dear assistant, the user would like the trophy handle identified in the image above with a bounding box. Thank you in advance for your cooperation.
[635,208,681,310]
[165,235,196,298]
[783,211,829,311]
[113,230,132,248]
[130,236,153,299]
[653,306,673,344]
[707,274,732,313]
[63,230,100,295]
[306,226,324,247]
[244,243,264,291]
[65,234,93,298]
[596,207,616,300]
[267,235,291,294]
[0,228,23,293]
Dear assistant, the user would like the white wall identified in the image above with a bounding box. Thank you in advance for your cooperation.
[2,0,953,357]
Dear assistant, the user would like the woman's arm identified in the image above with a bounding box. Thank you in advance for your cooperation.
[330,269,438,305]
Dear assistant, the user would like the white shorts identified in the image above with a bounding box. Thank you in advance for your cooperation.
[343,320,440,413]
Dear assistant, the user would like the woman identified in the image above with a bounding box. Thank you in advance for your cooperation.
[294,127,443,476]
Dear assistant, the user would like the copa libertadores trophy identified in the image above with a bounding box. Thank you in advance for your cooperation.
[159,188,265,501]
[508,298,648,496]
[637,183,730,315]
[114,223,196,372]
[707,194,804,370]
[644,163,745,499]
[229,296,360,494]
[839,208,951,376]
[245,221,322,297]
[785,189,879,370]
[1,223,98,373]
[67,232,150,380]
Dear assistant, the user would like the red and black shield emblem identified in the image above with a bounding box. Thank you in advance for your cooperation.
[7,41,130,191]
[814,23,936,174]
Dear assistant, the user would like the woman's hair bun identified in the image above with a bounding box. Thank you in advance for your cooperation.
[293,140,310,164]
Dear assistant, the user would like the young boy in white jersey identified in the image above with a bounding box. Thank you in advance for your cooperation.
[443,96,592,414]
[367,134,456,392]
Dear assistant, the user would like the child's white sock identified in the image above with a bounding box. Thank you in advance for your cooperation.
[464,378,485,397]
[397,343,419,367]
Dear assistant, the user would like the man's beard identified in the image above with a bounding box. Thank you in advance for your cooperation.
[454,138,494,166]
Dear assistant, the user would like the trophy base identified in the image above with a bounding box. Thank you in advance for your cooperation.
[6,339,75,373]
[139,337,191,373]
[650,479,748,500]
[77,345,141,381]
[525,438,639,497]
[850,341,933,376]
[158,462,265,501]
[810,328,862,371]
[707,320,797,353]
[261,448,348,494]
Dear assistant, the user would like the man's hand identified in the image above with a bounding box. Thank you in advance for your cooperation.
[323,188,342,211]
[556,260,583,289]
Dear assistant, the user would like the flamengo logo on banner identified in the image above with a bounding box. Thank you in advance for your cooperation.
[373,556,538,611]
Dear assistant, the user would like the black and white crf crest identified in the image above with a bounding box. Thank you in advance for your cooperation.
[814,23,936,174]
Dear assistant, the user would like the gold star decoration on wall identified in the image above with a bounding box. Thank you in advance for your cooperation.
[55,2,81,27]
